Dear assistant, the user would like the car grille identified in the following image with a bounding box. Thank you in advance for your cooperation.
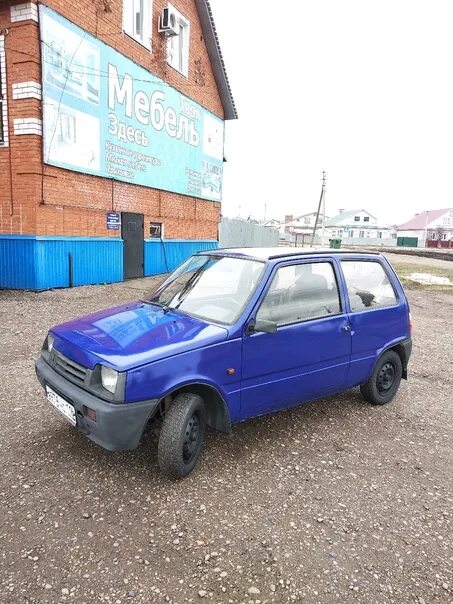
[51,350,87,385]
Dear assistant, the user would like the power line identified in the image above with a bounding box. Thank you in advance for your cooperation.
[8,42,215,90]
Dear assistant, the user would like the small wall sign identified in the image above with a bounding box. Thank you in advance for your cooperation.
[107,212,121,230]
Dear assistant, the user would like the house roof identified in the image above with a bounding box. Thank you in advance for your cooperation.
[397,208,452,230]
[195,0,237,120]
[325,209,377,226]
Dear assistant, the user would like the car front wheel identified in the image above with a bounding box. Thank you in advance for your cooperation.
[158,393,206,479]
[360,350,403,405]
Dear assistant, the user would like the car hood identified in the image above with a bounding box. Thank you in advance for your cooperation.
[50,301,229,371]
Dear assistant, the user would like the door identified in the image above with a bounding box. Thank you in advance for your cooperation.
[122,212,144,280]
[340,259,409,387]
[240,260,352,420]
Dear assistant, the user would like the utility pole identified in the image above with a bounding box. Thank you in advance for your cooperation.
[310,171,327,246]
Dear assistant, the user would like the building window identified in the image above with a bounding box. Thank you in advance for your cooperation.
[442,233,447,240]
[123,0,152,50]
[0,36,7,145]
[431,232,436,240]
[377,231,382,238]
[0,65,4,144]
[363,216,370,222]
[167,5,190,77]
[354,216,360,222]
[349,230,354,238]
[359,230,365,238]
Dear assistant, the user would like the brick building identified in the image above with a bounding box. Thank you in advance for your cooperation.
[0,0,236,289]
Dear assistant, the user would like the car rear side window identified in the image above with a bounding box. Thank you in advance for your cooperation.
[341,261,397,312]
[257,262,341,326]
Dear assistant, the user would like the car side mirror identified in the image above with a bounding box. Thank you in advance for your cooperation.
[248,319,277,334]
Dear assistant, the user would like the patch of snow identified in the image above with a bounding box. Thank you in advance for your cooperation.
[409,272,451,285]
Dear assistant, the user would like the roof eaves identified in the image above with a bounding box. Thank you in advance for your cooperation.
[195,0,238,120]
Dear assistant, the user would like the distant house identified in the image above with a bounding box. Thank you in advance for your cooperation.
[263,219,281,228]
[397,208,453,247]
[324,209,392,241]
[279,212,330,245]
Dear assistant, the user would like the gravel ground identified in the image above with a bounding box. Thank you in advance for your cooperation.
[0,276,452,604]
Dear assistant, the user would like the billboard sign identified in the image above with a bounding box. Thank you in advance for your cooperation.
[39,6,224,201]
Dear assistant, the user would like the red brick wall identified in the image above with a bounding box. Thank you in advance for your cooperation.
[0,0,223,239]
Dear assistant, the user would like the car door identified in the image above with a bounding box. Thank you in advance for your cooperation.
[340,258,409,388]
[240,259,352,420]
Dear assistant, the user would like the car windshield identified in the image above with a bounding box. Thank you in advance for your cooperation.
[147,255,265,325]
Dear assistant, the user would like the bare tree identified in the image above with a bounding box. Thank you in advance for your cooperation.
[434,226,446,247]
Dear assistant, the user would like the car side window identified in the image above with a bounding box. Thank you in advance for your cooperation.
[341,261,397,312]
[256,262,341,326]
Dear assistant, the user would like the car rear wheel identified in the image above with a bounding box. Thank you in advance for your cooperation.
[158,393,206,479]
[360,350,403,405]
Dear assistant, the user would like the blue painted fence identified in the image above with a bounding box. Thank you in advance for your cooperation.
[0,236,218,290]
[144,239,218,276]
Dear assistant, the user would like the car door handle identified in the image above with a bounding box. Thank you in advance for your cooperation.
[341,324,351,332]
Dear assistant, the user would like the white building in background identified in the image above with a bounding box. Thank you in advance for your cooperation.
[397,208,453,247]
[276,212,330,245]
[265,208,395,246]
[324,209,393,241]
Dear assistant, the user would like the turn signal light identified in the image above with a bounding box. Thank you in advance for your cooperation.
[85,407,97,422]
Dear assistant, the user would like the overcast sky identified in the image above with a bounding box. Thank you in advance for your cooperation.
[209,0,453,225]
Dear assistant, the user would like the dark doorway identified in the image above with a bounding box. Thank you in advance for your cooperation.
[121,212,144,279]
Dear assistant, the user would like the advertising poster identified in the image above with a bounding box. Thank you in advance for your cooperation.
[39,6,224,201]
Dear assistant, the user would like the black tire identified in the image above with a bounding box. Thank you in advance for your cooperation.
[360,350,403,405]
[158,393,206,479]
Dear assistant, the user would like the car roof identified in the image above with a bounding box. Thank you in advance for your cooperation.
[200,247,381,261]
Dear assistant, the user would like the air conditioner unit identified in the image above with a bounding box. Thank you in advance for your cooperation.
[158,7,179,36]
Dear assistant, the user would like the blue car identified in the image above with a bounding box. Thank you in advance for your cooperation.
[36,248,412,479]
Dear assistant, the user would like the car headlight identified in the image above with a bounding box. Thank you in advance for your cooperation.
[101,366,119,394]
[47,333,55,352]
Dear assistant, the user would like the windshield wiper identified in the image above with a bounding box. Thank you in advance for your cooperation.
[140,300,172,313]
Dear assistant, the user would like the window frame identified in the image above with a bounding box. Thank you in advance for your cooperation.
[166,4,190,78]
[0,36,6,146]
[122,0,153,51]
[254,259,344,329]
[340,259,399,315]
[0,80,4,144]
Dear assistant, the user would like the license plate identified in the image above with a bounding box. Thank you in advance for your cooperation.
[46,386,76,426]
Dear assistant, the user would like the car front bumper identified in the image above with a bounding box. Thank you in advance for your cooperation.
[35,357,159,451]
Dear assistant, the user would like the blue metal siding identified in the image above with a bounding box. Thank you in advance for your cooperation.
[34,238,123,289]
[144,239,218,275]
[1,236,216,289]
[0,236,38,289]
[0,236,123,290]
